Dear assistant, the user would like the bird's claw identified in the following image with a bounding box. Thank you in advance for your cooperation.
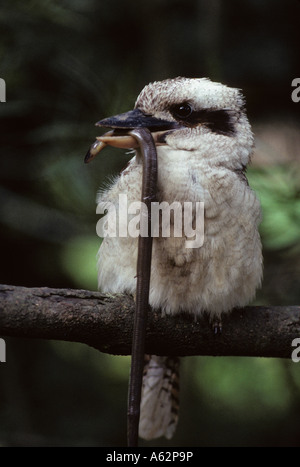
[212,320,222,335]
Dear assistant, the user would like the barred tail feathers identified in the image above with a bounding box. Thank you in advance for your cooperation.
[139,355,180,440]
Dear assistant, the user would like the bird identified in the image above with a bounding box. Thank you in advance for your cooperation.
[94,77,263,440]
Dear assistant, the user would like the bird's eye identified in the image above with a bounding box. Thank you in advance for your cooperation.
[171,103,193,119]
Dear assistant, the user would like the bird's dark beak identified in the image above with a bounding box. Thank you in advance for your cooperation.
[96,108,179,132]
[85,109,178,163]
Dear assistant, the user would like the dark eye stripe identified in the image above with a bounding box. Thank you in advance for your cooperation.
[170,106,237,137]
[192,109,236,136]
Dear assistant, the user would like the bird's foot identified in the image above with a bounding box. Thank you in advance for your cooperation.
[212,319,222,335]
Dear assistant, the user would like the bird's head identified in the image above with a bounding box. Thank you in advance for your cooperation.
[86,77,254,171]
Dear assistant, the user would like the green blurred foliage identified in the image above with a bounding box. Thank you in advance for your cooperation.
[248,165,300,251]
[247,161,300,307]
[0,0,300,447]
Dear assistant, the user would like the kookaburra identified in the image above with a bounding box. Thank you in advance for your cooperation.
[93,77,263,440]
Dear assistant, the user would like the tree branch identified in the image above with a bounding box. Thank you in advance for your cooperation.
[0,284,299,358]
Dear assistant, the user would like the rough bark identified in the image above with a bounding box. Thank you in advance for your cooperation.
[0,284,299,358]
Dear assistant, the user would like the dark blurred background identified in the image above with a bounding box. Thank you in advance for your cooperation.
[0,0,299,447]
